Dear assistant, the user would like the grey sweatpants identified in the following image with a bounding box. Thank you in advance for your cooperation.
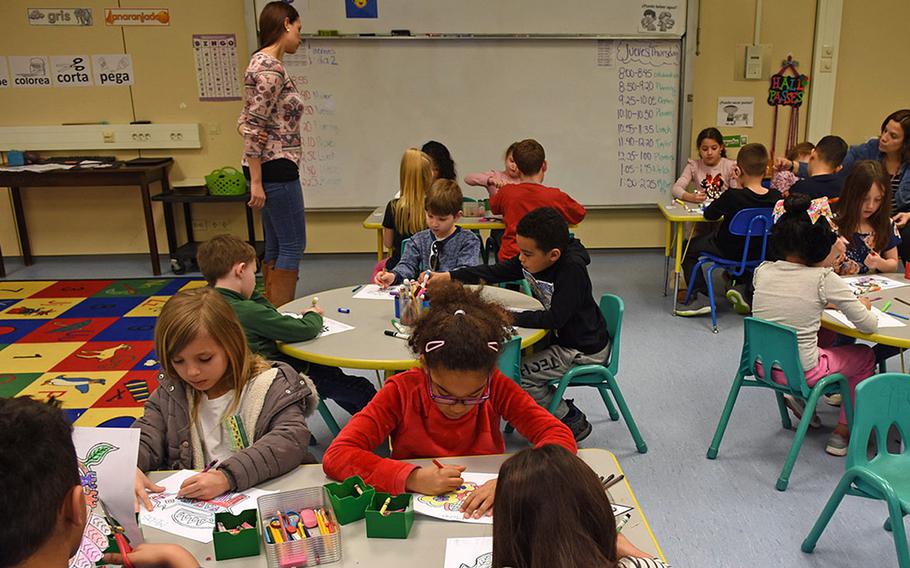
[520,342,610,419]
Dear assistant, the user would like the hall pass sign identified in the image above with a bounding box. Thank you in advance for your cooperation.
[104,8,169,26]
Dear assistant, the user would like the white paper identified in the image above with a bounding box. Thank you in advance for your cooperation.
[138,470,274,543]
[72,427,142,545]
[638,3,680,33]
[840,275,909,296]
[92,54,134,86]
[717,96,754,127]
[0,163,75,172]
[612,503,634,517]
[353,283,395,301]
[413,472,497,525]
[824,307,905,329]
[318,317,354,337]
[192,34,242,101]
[444,537,493,568]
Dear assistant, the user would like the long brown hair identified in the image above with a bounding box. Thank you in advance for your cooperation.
[155,287,269,417]
[492,445,619,568]
[836,160,893,253]
[258,1,299,50]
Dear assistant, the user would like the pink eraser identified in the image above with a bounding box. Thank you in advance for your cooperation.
[300,508,318,528]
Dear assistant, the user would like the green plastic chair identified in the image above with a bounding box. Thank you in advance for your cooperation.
[706,317,854,491]
[802,373,910,567]
[498,336,523,435]
[317,400,341,436]
[545,294,648,453]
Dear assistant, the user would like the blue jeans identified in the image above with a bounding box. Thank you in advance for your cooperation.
[261,179,306,270]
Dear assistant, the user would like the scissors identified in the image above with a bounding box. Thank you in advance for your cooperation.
[98,498,134,568]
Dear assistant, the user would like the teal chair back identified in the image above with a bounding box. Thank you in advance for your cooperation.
[601,294,623,376]
[497,336,522,384]
[741,317,812,399]
[847,373,910,472]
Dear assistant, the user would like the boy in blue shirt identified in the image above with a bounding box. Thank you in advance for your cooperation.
[375,179,480,287]
[788,135,848,199]
[428,207,608,441]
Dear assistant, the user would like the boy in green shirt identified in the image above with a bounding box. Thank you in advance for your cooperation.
[197,235,376,415]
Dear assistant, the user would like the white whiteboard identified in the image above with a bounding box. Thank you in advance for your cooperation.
[284,38,681,208]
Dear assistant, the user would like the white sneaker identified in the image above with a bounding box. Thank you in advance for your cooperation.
[824,393,843,406]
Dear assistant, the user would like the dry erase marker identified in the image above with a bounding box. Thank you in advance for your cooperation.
[338,307,350,314]
[384,329,410,340]
[616,512,632,534]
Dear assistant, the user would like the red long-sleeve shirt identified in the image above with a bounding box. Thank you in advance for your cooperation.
[490,182,586,261]
[322,368,576,494]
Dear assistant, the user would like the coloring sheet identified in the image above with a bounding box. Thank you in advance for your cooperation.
[138,469,274,543]
[71,427,142,551]
[413,472,498,525]
[353,283,396,300]
[824,307,905,329]
[612,503,634,517]
[319,317,354,337]
[69,428,140,567]
[444,536,493,568]
[841,275,908,296]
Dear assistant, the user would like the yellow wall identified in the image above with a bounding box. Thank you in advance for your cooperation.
[831,0,910,143]
[2,0,890,259]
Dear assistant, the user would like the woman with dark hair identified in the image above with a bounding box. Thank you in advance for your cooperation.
[776,110,910,260]
[237,1,305,307]
[493,445,666,568]
[421,140,457,181]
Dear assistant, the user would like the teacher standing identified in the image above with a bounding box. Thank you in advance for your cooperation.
[238,1,305,307]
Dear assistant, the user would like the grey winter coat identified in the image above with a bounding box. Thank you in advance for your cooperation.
[134,361,318,491]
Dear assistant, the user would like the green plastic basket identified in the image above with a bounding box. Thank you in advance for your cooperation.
[205,166,247,196]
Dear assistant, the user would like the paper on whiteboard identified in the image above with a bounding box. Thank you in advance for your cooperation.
[70,428,142,567]
[413,472,497,525]
[138,470,274,543]
[444,537,493,568]
[824,307,904,329]
[840,275,909,296]
[353,284,395,300]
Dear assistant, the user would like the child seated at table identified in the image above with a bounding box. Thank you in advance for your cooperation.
[0,396,200,568]
[374,179,481,287]
[322,281,575,518]
[428,207,608,441]
[493,445,668,568]
[133,288,319,509]
[198,234,377,416]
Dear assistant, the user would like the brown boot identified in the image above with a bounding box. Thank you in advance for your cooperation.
[269,268,299,308]
[261,260,275,302]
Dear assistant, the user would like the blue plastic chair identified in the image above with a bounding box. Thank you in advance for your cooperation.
[707,317,854,491]
[802,373,910,567]
[544,294,647,453]
[682,207,773,333]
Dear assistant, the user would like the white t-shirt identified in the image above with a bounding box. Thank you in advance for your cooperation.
[197,390,236,464]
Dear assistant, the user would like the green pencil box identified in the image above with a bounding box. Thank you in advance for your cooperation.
[212,509,260,561]
[364,493,414,539]
[323,476,375,525]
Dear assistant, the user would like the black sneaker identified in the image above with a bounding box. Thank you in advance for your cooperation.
[561,400,593,442]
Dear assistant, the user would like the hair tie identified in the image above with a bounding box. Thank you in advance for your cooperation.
[425,340,445,353]
[487,342,499,352]
[454,309,466,316]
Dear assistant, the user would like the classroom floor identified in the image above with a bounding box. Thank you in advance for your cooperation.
[1,250,901,567]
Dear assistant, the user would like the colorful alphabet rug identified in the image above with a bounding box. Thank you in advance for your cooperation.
[0,278,207,427]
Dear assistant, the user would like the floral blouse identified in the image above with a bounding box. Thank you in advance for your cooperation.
[836,222,901,275]
[237,52,302,165]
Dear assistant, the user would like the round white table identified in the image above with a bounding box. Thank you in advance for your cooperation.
[277,285,546,371]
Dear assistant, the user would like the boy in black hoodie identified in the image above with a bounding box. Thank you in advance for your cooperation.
[427,207,607,441]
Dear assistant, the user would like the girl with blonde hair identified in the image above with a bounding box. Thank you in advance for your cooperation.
[133,287,318,510]
[381,148,433,269]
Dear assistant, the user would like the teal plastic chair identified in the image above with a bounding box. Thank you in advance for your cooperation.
[317,400,341,436]
[707,317,854,491]
[498,336,522,435]
[802,373,910,567]
[545,294,648,453]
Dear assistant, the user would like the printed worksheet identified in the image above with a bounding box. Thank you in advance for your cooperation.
[353,284,395,300]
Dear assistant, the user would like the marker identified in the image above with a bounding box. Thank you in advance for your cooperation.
[432,458,445,469]
[353,483,364,496]
[379,496,392,516]
[615,512,632,534]
[338,307,350,314]
[896,297,910,308]
[352,284,364,293]
[868,296,883,302]
[384,329,410,340]
[674,199,686,206]
[882,300,893,312]
[312,296,319,307]
[603,473,625,490]
[886,311,909,320]
[201,459,218,473]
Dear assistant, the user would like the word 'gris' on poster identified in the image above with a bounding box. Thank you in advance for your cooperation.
[52,55,93,87]
[92,54,134,86]
[638,3,680,33]
[9,56,51,87]
[27,8,93,26]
